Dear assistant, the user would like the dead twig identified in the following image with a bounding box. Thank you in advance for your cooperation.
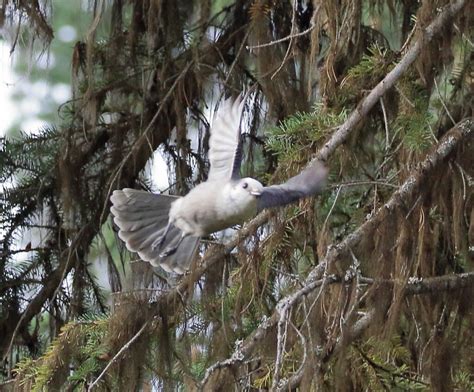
[87,321,149,391]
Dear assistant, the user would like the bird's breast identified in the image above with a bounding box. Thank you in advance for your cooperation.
[169,182,257,236]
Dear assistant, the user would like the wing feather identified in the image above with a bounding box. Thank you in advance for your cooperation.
[208,96,244,181]
[257,161,328,211]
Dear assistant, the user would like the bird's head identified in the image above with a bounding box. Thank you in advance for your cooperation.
[232,177,263,201]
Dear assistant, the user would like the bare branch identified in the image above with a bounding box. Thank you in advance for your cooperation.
[246,23,317,50]
[87,321,149,391]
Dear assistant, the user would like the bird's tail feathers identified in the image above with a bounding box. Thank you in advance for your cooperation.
[110,189,199,274]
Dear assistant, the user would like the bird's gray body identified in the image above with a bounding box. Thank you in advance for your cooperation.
[111,95,327,273]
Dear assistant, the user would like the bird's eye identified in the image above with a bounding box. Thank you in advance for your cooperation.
[242,182,248,189]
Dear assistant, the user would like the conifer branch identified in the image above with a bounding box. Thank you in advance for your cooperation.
[200,118,473,389]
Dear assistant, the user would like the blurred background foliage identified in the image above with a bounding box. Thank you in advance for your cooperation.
[1,1,90,134]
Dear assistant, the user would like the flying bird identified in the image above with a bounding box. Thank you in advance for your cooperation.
[111,96,327,274]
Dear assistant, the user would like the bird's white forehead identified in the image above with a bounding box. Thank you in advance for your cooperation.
[240,177,263,188]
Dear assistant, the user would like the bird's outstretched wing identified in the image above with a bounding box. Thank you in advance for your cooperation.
[208,96,244,181]
[257,161,328,212]
[110,189,199,274]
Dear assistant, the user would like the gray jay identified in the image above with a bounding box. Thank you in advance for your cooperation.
[111,96,327,274]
